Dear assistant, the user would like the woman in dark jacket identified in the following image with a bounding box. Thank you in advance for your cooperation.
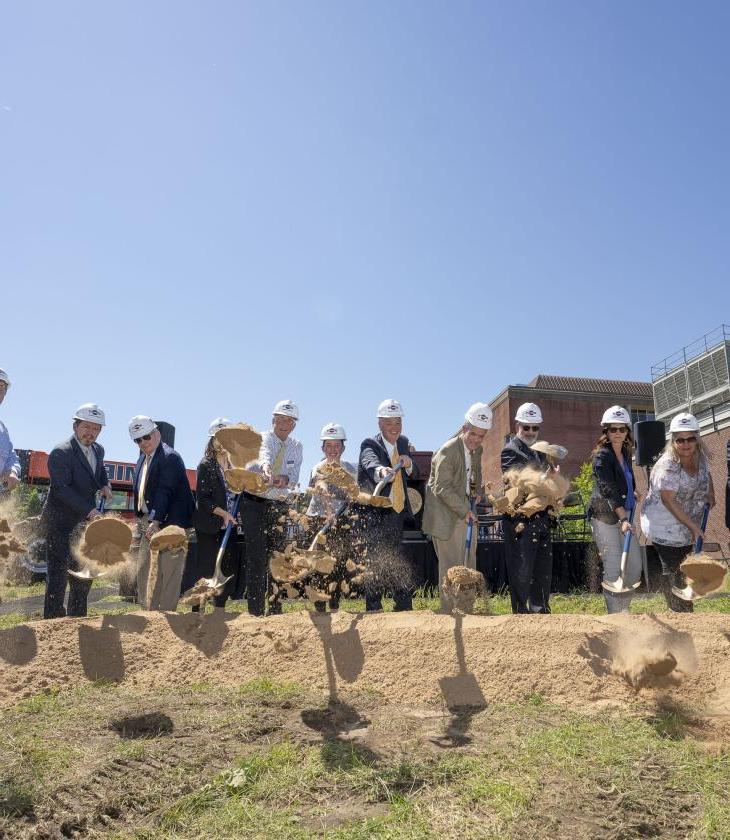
[190,419,238,610]
[588,406,642,613]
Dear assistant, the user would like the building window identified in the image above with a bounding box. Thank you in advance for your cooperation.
[629,408,655,424]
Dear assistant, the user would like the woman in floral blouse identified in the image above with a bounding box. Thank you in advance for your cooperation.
[641,412,714,612]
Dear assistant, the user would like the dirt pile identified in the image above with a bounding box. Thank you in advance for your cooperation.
[72,516,133,575]
[442,565,486,614]
[490,465,570,517]
[1,613,729,718]
[679,553,727,595]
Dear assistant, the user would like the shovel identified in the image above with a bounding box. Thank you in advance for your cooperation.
[672,503,711,602]
[308,500,348,552]
[463,498,476,565]
[373,461,404,497]
[68,497,108,582]
[602,508,641,594]
[203,492,243,593]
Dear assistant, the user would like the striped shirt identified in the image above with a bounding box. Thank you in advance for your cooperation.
[249,431,303,497]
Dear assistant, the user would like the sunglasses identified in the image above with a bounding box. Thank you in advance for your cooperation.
[521,425,540,432]
[675,436,697,444]
[607,426,628,434]
[134,434,153,444]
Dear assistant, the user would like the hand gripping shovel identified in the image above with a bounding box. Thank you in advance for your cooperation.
[373,461,404,497]
[68,498,108,582]
[203,493,243,594]
[672,503,712,602]
[602,508,641,594]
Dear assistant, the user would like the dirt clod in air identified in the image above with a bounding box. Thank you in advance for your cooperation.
[442,565,486,614]
[180,578,218,609]
[224,468,268,495]
[150,526,188,553]
[609,630,687,688]
[679,553,727,595]
[72,516,133,575]
[490,465,570,517]
[215,424,262,469]
[0,518,11,533]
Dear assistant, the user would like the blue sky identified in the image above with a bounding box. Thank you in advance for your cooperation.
[2,0,728,478]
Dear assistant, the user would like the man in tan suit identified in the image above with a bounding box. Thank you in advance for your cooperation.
[422,403,492,610]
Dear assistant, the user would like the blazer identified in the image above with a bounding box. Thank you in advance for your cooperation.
[133,442,194,528]
[41,436,110,530]
[500,436,547,473]
[358,433,420,517]
[422,435,482,541]
[193,456,228,535]
[588,445,637,524]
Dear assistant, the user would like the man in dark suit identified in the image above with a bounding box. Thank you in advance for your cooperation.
[500,401,552,614]
[41,403,112,619]
[129,415,194,611]
[358,398,419,612]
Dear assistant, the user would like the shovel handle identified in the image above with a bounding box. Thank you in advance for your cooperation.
[620,506,635,555]
[217,493,243,557]
[694,503,710,554]
[373,461,404,497]
[98,497,106,514]
[464,498,477,560]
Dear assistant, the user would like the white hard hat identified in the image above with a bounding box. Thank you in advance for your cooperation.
[73,403,106,426]
[601,405,631,426]
[465,402,492,430]
[128,415,157,440]
[0,368,10,387]
[377,398,404,418]
[669,412,699,434]
[273,399,299,420]
[515,402,543,424]
[209,417,232,437]
[320,422,346,441]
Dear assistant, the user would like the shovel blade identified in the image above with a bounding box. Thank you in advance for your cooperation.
[601,578,640,594]
[671,584,699,602]
[68,569,106,581]
[203,573,233,593]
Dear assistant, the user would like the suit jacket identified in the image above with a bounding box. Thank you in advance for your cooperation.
[500,436,546,473]
[358,433,420,517]
[588,444,637,524]
[41,436,110,530]
[193,456,228,535]
[133,442,194,528]
[422,435,482,541]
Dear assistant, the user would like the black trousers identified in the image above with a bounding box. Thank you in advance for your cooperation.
[503,515,552,614]
[654,542,694,613]
[192,530,237,609]
[43,524,92,619]
[242,494,287,617]
[359,507,413,612]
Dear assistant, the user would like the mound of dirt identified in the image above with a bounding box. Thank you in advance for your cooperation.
[680,553,727,595]
[215,424,262,469]
[442,566,485,614]
[2,613,729,719]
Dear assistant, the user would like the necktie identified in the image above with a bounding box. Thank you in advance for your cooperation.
[137,455,150,512]
[469,450,478,497]
[272,440,286,475]
[83,445,95,472]
[390,444,405,514]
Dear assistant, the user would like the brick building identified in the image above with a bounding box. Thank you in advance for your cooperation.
[481,374,655,495]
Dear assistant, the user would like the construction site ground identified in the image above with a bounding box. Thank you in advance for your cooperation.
[1,584,730,839]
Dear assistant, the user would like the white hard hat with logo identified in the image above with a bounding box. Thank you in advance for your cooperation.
[465,402,492,430]
[73,403,106,426]
[273,399,299,420]
[669,412,699,434]
[320,422,346,441]
[208,417,232,437]
[377,398,404,418]
[128,415,157,440]
[601,405,631,426]
[515,402,543,424]
[0,368,10,387]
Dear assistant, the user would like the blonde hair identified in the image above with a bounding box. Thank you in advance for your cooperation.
[662,433,710,466]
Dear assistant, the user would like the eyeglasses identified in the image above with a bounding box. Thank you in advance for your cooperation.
[607,426,628,434]
[675,436,697,445]
[134,434,153,444]
[521,425,540,432]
